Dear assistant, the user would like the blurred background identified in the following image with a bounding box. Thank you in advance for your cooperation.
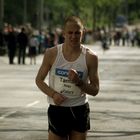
[0,0,140,30]
[0,0,140,56]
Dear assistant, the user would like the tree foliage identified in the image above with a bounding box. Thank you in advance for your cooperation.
[3,0,140,30]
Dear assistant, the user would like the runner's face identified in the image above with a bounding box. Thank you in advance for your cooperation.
[63,22,84,47]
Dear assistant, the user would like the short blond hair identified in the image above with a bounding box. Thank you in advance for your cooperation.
[64,16,84,30]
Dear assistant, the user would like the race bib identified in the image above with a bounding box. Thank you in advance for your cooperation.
[53,68,83,98]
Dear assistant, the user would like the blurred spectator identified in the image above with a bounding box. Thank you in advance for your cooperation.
[129,29,136,47]
[37,31,45,54]
[5,25,17,64]
[135,28,140,47]
[0,29,4,47]
[49,31,55,48]
[44,32,50,49]
[0,29,6,55]
[17,27,28,64]
[101,32,109,51]
[28,34,39,64]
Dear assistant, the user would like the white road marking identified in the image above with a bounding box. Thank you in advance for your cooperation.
[0,111,17,119]
[26,100,40,107]
[0,100,40,119]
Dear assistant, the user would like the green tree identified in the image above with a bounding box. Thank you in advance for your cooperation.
[3,0,140,30]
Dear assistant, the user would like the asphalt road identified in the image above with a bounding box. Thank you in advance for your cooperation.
[0,44,140,140]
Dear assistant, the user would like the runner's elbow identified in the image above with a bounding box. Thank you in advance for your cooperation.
[35,76,42,87]
[92,86,99,96]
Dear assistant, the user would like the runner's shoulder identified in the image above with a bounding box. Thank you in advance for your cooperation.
[44,47,57,59]
[85,47,98,60]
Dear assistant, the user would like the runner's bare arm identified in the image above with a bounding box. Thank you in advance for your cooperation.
[85,50,99,96]
[35,48,56,98]
[35,48,67,105]
[68,49,99,96]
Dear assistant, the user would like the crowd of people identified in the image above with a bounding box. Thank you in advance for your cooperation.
[0,23,140,64]
[0,23,64,65]
[94,26,140,51]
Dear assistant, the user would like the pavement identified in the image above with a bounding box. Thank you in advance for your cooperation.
[0,43,140,140]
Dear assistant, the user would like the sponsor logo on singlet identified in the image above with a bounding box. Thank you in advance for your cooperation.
[55,68,83,78]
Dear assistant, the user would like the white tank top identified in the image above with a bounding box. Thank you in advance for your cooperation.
[47,44,89,107]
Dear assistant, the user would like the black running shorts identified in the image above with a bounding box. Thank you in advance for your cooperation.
[47,102,90,137]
